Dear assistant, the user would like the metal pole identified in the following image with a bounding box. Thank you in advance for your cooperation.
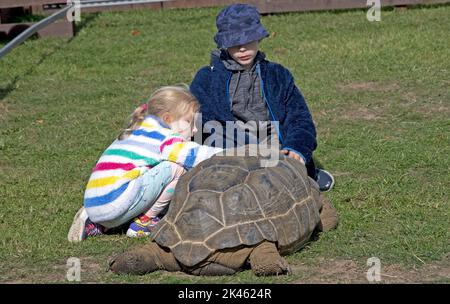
[81,0,165,7]
[0,5,72,59]
[0,0,170,59]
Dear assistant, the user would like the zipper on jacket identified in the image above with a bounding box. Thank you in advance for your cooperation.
[226,72,232,112]
[256,64,283,144]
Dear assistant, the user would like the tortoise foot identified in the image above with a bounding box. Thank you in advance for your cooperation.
[249,241,292,276]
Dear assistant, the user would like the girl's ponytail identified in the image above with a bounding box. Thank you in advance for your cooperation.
[118,103,148,140]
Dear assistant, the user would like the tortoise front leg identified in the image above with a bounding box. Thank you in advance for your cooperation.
[249,241,291,276]
[109,242,180,275]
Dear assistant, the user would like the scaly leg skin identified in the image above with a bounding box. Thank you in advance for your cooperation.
[249,241,291,276]
[108,242,180,275]
[319,195,339,232]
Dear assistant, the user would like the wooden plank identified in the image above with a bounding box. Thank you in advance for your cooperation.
[162,0,450,13]
[0,8,10,23]
[385,0,450,5]
[0,1,64,9]
[0,7,25,24]
[162,0,235,9]
[30,5,44,14]
[0,22,33,38]
[38,18,73,37]
[0,18,73,38]
[251,0,369,14]
[0,9,5,23]
[0,0,163,11]
[1,0,449,14]
[81,2,162,13]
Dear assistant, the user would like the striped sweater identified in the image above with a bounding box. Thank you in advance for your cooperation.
[83,115,222,223]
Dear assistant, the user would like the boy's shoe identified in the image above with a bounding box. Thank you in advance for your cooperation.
[316,169,335,192]
[68,207,105,242]
[126,216,160,238]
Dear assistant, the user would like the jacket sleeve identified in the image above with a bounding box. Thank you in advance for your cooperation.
[280,68,317,163]
[190,67,220,146]
[190,67,212,118]
[160,134,223,169]
[190,67,207,96]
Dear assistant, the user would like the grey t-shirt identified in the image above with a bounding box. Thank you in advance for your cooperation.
[211,50,276,146]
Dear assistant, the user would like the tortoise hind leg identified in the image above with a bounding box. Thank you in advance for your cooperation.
[309,177,338,232]
[249,241,291,276]
[109,242,180,275]
[318,195,339,232]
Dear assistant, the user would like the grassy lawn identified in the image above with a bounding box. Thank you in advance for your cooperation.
[0,5,449,283]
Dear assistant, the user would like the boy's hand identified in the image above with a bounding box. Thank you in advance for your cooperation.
[280,149,305,165]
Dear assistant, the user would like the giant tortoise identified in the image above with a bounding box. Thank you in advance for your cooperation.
[109,149,338,276]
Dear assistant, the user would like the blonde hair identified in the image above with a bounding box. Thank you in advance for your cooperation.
[118,84,200,140]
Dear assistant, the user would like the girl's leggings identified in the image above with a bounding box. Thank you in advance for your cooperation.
[99,161,186,228]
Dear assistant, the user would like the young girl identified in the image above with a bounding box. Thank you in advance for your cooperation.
[68,85,222,242]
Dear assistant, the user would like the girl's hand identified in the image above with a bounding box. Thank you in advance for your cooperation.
[280,149,305,165]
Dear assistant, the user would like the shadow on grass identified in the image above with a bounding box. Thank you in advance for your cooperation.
[74,13,100,36]
[0,76,19,101]
[0,43,60,101]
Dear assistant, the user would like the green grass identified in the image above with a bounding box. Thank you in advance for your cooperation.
[1,5,449,283]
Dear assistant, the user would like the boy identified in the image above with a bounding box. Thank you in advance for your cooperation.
[190,3,334,191]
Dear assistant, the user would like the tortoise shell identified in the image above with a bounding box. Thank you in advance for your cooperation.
[152,152,322,267]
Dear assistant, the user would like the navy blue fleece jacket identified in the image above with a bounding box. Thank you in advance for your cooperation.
[190,53,317,163]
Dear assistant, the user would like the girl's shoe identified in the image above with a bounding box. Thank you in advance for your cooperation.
[126,216,160,238]
[68,207,105,242]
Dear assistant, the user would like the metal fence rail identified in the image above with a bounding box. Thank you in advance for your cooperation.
[0,5,71,58]
[0,0,169,59]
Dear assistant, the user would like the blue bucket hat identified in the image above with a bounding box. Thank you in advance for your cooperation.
[214,3,269,49]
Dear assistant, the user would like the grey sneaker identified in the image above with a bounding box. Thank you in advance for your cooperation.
[68,207,104,242]
[316,169,335,192]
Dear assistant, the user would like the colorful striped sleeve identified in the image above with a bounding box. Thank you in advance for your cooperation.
[160,135,222,169]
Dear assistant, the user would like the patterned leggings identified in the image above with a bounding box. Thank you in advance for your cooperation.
[143,162,186,218]
[98,161,186,228]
